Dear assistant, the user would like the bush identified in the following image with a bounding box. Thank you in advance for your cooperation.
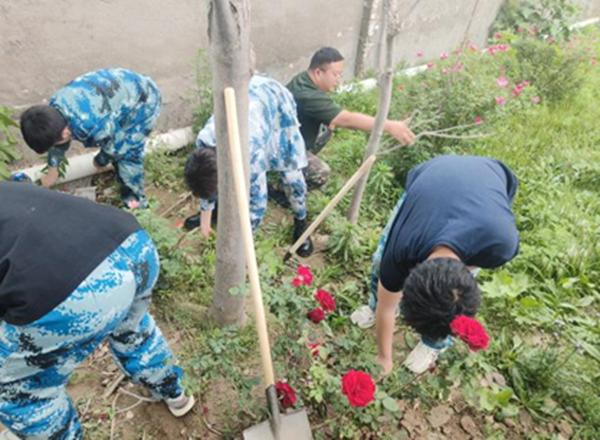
[0,106,20,180]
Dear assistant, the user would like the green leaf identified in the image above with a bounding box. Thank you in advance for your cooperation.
[381,396,398,412]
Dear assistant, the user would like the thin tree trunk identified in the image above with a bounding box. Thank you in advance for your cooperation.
[354,0,382,78]
[208,0,252,326]
[348,14,396,224]
[373,1,386,75]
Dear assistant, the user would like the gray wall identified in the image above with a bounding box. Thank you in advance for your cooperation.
[1,0,598,165]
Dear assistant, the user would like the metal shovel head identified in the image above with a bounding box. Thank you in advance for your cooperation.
[243,409,313,440]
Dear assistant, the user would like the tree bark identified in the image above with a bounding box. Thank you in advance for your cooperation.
[354,0,382,78]
[348,6,396,224]
[207,0,252,326]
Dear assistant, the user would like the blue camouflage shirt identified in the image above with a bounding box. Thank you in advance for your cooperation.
[197,74,308,213]
[47,68,160,167]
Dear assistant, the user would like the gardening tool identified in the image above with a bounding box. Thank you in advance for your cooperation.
[284,154,377,262]
[224,88,314,440]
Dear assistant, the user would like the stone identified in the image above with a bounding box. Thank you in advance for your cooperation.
[519,409,534,432]
[426,405,454,429]
[557,421,573,438]
[460,415,481,438]
[503,418,517,429]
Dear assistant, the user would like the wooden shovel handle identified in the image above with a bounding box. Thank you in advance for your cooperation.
[286,155,377,260]
[224,88,276,388]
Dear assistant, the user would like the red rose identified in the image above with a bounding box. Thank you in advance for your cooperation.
[341,370,376,408]
[275,381,296,408]
[450,315,489,351]
[292,265,314,287]
[307,308,325,324]
[314,290,336,313]
[308,342,322,356]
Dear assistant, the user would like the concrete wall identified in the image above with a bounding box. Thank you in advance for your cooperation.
[1,0,598,165]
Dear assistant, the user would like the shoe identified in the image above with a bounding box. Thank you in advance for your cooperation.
[184,213,201,231]
[403,337,453,374]
[268,184,291,209]
[165,393,196,417]
[350,305,376,328]
[293,218,313,257]
[0,429,19,440]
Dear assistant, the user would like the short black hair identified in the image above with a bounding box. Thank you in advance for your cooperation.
[20,105,68,154]
[309,47,344,70]
[184,147,218,199]
[401,258,481,341]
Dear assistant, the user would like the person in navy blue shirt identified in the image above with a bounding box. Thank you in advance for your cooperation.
[351,155,519,374]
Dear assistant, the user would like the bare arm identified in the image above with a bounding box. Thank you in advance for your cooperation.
[200,210,213,239]
[376,281,403,375]
[331,110,415,146]
[41,166,59,188]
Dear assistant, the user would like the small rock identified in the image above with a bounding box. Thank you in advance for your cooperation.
[460,415,481,438]
[569,410,584,424]
[503,418,517,429]
[125,411,134,420]
[491,372,506,387]
[519,409,534,431]
[557,421,573,437]
[547,423,555,432]
[427,405,454,429]
[485,416,494,425]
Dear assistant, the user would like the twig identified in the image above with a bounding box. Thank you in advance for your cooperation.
[117,388,156,403]
[198,392,226,437]
[418,132,491,140]
[160,191,193,217]
[170,228,198,252]
[110,394,119,440]
[102,373,126,399]
[312,414,341,431]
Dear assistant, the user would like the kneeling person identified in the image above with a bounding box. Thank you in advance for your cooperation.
[184,74,313,256]
[0,182,194,440]
[350,155,519,374]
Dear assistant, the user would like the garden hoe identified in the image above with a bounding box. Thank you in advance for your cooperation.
[284,154,377,262]
[224,88,314,440]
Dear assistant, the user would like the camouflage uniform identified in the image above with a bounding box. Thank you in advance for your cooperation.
[0,231,182,440]
[48,68,161,207]
[196,74,308,231]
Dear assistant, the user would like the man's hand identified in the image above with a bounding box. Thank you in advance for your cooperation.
[386,118,415,146]
[40,167,59,188]
[200,210,213,239]
[376,354,393,376]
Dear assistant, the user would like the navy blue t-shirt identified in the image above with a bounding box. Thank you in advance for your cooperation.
[379,155,519,293]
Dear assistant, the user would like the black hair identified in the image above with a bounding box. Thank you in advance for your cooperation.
[309,47,344,70]
[184,147,218,199]
[20,105,68,154]
[400,258,481,341]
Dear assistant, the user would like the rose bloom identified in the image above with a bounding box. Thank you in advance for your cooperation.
[495,96,505,105]
[439,52,449,60]
[426,62,435,69]
[475,117,483,124]
[342,370,376,407]
[307,307,325,324]
[497,76,509,87]
[292,265,314,287]
[450,315,490,351]
[315,290,336,313]
[275,381,296,408]
[308,342,322,356]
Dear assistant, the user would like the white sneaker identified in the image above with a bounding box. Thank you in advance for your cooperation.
[165,393,196,417]
[0,430,19,440]
[403,339,451,374]
[350,305,377,328]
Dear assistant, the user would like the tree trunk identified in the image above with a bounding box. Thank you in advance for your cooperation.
[348,20,395,224]
[208,0,252,326]
[354,0,382,78]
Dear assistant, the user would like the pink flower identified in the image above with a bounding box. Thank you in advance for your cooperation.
[127,200,140,209]
[517,26,523,33]
[176,220,184,229]
[453,50,462,56]
[315,289,336,313]
[292,265,314,287]
[497,45,509,52]
[516,83,525,90]
[453,63,464,72]
[495,96,505,105]
[439,52,449,60]
[497,76,509,87]
[592,59,597,66]
[512,89,521,97]
[487,46,497,55]
[495,33,503,40]
[531,96,540,103]
[475,117,483,124]
[469,43,478,51]
[523,80,531,86]
[417,51,424,58]
[307,307,325,324]
[442,67,449,74]
[426,62,435,69]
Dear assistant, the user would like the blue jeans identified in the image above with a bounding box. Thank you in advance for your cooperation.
[0,231,182,439]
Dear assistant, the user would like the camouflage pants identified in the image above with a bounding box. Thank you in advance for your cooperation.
[0,231,182,440]
[303,152,331,189]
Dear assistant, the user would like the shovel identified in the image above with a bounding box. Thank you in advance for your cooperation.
[223,88,314,440]
[284,155,377,262]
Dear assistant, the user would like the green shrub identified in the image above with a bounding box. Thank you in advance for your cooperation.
[0,106,20,180]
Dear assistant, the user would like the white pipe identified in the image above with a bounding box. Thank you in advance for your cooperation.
[16,127,195,184]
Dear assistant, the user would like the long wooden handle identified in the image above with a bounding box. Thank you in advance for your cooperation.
[286,155,377,260]
[224,88,276,388]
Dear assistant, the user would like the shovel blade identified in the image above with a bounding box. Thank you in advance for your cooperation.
[243,410,313,440]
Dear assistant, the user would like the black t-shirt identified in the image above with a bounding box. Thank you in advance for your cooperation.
[379,156,519,293]
[0,182,141,325]
[286,71,342,152]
